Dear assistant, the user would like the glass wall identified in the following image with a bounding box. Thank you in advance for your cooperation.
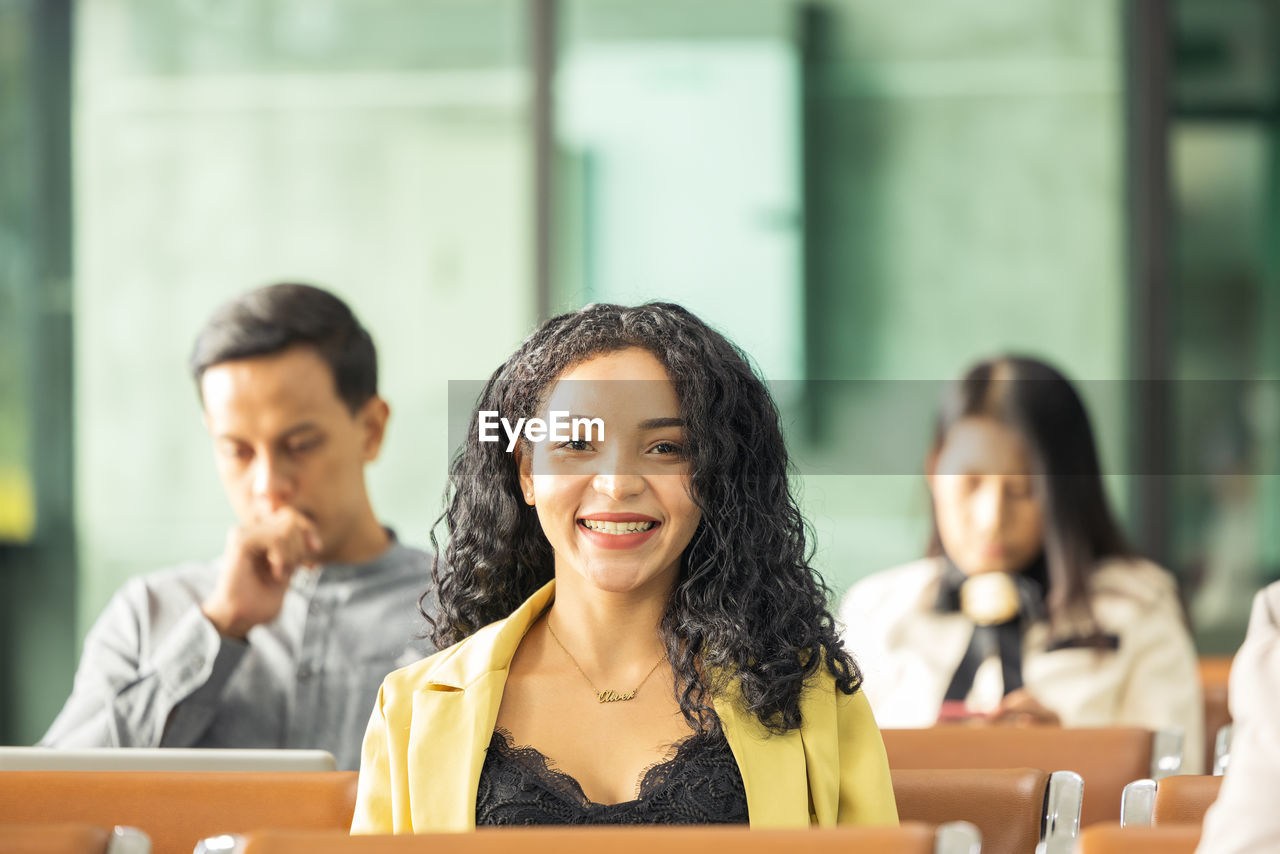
[553,1,804,384]
[0,1,37,544]
[553,0,1129,590]
[0,0,75,745]
[71,0,1133,640]
[1170,0,1280,651]
[0,0,41,744]
[73,0,535,639]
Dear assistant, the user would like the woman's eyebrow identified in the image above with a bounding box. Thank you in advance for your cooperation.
[638,417,683,430]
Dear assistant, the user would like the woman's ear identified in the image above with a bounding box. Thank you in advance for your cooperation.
[514,441,535,505]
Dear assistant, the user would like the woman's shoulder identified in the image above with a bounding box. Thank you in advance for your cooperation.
[797,670,884,753]
[1256,580,1280,625]
[1088,556,1182,606]
[838,557,943,635]
[379,581,555,711]
[378,617,512,704]
[1085,557,1187,632]
[1230,581,1280,714]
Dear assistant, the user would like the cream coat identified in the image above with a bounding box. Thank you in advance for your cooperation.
[351,580,898,832]
[1196,582,1280,854]
[839,557,1204,772]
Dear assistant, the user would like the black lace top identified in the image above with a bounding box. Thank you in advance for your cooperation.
[475,727,749,825]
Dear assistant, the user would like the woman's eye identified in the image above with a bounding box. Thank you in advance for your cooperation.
[649,441,684,456]
[558,439,593,452]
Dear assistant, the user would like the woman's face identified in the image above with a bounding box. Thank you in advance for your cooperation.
[928,416,1045,576]
[518,347,702,597]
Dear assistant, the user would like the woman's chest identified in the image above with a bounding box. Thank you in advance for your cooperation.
[495,674,694,805]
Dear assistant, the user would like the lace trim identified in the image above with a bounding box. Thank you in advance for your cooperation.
[476,725,749,825]
[490,725,707,807]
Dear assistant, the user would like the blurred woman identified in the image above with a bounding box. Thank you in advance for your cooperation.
[352,302,897,831]
[840,356,1203,771]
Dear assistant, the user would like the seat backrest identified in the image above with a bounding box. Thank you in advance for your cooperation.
[1198,656,1233,775]
[881,726,1153,827]
[1152,774,1223,826]
[0,823,111,854]
[0,772,358,854]
[242,825,943,854]
[892,767,1045,854]
[1076,822,1201,854]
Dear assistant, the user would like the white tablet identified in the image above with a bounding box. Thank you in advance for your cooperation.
[0,747,337,772]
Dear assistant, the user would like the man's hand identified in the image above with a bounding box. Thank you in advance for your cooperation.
[201,508,323,639]
[989,688,1062,727]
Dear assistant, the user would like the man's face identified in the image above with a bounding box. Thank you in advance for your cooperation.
[200,344,387,563]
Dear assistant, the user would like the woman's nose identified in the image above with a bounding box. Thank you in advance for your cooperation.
[591,471,645,501]
[971,481,1006,533]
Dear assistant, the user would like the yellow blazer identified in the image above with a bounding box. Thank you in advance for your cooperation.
[350,581,898,832]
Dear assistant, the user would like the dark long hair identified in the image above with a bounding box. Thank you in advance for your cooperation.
[926,356,1131,626]
[425,302,859,733]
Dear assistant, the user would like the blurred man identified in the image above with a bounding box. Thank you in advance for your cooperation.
[42,283,435,770]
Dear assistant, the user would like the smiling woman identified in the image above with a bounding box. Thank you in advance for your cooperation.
[351,302,899,831]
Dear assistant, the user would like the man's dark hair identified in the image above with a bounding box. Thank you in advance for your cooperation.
[189,282,378,413]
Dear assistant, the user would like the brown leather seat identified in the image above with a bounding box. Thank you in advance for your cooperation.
[242,825,943,854]
[0,824,111,854]
[881,726,1153,826]
[1077,822,1201,853]
[0,772,358,854]
[1199,656,1233,773]
[892,767,1046,854]
[1153,774,1223,826]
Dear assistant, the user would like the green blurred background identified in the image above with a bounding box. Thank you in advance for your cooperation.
[2,0,1277,743]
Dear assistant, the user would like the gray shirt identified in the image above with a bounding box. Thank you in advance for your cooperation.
[40,538,436,771]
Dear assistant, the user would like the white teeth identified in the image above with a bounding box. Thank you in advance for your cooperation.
[580,519,657,535]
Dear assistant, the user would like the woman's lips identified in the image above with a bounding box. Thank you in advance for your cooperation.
[577,517,662,550]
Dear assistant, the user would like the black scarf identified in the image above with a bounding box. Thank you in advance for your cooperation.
[933,556,1048,701]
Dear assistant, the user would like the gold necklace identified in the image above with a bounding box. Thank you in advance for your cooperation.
[545,618,667,703]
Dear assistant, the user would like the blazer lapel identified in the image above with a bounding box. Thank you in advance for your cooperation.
[407,670,507,831]
[405,581,557,831]
[797,681,838,825]
[717,688,810,827]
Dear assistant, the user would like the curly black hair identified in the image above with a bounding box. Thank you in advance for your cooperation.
[423,302,860,733]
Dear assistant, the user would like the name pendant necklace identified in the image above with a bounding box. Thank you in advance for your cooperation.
[546,619,666,703]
